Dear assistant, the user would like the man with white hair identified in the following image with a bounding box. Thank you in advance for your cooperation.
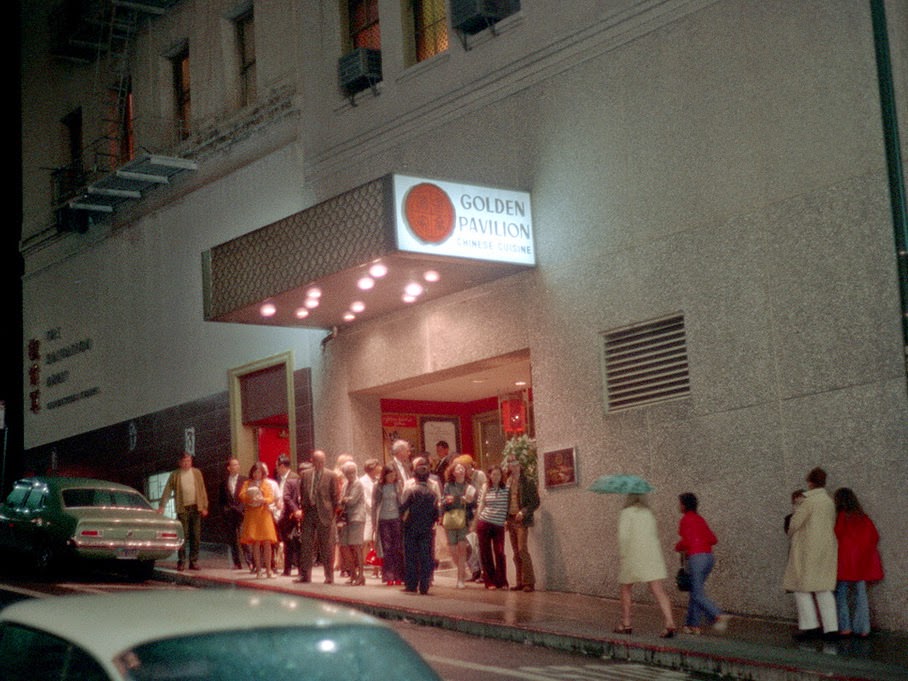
[391,439,412,493]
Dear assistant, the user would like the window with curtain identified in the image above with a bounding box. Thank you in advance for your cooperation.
[412,0,447,62]
[348,0,381,50]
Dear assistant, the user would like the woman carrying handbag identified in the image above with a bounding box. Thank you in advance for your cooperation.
[675,492,730,634]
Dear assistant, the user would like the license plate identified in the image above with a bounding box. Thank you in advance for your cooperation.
[116,548,139,560]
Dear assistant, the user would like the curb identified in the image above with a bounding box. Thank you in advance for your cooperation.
[154,568,908,681]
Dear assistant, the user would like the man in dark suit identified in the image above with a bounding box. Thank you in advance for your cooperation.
[296,450,339,583]
[275,453,301,576]
[218,457,249,570]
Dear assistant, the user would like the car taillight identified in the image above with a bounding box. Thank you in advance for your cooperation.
[80,529,102,537]
[157,531,179,539]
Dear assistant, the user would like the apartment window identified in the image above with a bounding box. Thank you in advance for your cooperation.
[60,107,83,186]
[348,0,381,50]
[236,10,257,107]
[172,47,191,140]
[106,80,135,168]
[411,0,448,62]
[601,314,691,412]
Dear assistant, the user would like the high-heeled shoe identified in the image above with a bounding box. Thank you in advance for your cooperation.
[612,625,633,634]
[660,628,676,639]
[352,575,365,586]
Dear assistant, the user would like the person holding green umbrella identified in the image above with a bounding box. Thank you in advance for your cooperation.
[613,485,677,638]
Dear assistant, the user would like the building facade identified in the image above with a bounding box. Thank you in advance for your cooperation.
[20,0,908,629]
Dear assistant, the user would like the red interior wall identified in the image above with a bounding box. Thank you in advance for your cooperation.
[380,397,498,455]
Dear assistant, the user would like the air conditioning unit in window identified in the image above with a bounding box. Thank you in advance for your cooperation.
[450,0,519,36]
[338,47,382,101]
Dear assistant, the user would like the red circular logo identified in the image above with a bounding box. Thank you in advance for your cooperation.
[404,183,455,244]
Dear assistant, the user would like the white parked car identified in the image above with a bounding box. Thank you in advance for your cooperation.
[0,589,441,681]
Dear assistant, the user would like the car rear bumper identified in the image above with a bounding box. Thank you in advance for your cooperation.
[70,539,184,560]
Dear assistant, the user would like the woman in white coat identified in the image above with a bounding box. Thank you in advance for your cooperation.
[615,494,677,638]
[783,467,839,640]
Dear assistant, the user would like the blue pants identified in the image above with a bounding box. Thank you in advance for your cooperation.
[685,552,721,627]
[835,580,870,635]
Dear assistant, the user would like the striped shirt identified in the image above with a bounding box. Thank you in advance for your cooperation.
[479,485,510,526]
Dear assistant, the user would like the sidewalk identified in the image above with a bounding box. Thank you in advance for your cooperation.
[156,545,908,681]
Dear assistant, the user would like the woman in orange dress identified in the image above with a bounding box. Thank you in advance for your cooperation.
[240,461,278,578]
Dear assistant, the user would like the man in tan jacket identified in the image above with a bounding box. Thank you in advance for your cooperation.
[783,466,838,640]
[158,451,209,571]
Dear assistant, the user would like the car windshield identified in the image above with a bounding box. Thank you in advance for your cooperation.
[117,625,439,681]
[62,488,152,510]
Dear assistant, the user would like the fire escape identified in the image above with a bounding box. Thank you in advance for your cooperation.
[48,0,197,234]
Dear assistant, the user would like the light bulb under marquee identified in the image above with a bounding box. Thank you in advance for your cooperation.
[369,263,388,278]
[404,282,423,296]
[357,277,374,290]
[423,270,440,282]
[306,287,322,299]
[351,301,365,313]
[343,312,356,321]
[260,303,276,317]
[295,308,309,318]
[304,298,319,309]
[402,294,417,303]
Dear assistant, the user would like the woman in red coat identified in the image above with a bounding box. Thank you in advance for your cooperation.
[833,488,884,637]
[675,493,730,635]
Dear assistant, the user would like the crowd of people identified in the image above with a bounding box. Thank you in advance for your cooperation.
[165,449,883,640]
[209,438,539,596]
[612,465,884,640]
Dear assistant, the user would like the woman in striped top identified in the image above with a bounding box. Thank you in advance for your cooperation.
[476,465,510,590]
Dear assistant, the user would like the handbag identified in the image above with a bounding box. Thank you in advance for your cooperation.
[676,567,692,591]
[442,507,466,530]
[365,548,383,566]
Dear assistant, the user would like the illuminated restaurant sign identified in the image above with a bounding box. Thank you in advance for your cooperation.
[393,175,534,266]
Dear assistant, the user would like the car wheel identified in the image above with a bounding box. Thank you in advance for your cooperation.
[129,560,156,581]
[33,542,60,576]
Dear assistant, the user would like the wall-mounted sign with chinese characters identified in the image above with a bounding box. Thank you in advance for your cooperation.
[393,175,534,265]
[26,327,100,413]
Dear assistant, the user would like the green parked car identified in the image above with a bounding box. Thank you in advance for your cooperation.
[0,477,183,579]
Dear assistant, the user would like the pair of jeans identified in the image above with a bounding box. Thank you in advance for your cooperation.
[684,552,721,627]
[835,580,870,635]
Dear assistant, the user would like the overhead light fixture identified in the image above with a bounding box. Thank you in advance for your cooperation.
[424,270,440,282]
[304,298,319,309]
[295,308,309,319]
[402,294,417,303]
[369,263,388,278]
[350,301,365,313]
[404,282,424,297]
[357,276,374,290]
[306,287,322,299]
[260,303,276,317]
[343,312,356,321]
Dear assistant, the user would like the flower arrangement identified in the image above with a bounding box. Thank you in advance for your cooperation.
[501,434,538,482]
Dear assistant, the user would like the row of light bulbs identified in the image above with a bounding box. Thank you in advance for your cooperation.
[258,262,442,323]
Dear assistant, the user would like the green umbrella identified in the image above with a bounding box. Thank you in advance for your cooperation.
[587,474,653,495]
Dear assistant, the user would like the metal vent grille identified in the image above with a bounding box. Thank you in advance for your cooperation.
[602,314,690,411]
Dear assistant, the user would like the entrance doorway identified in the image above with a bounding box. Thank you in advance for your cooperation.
[228,352,297,473]
[365,350,533,472]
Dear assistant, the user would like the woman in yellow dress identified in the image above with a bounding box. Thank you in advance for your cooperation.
[240,462,278,578]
